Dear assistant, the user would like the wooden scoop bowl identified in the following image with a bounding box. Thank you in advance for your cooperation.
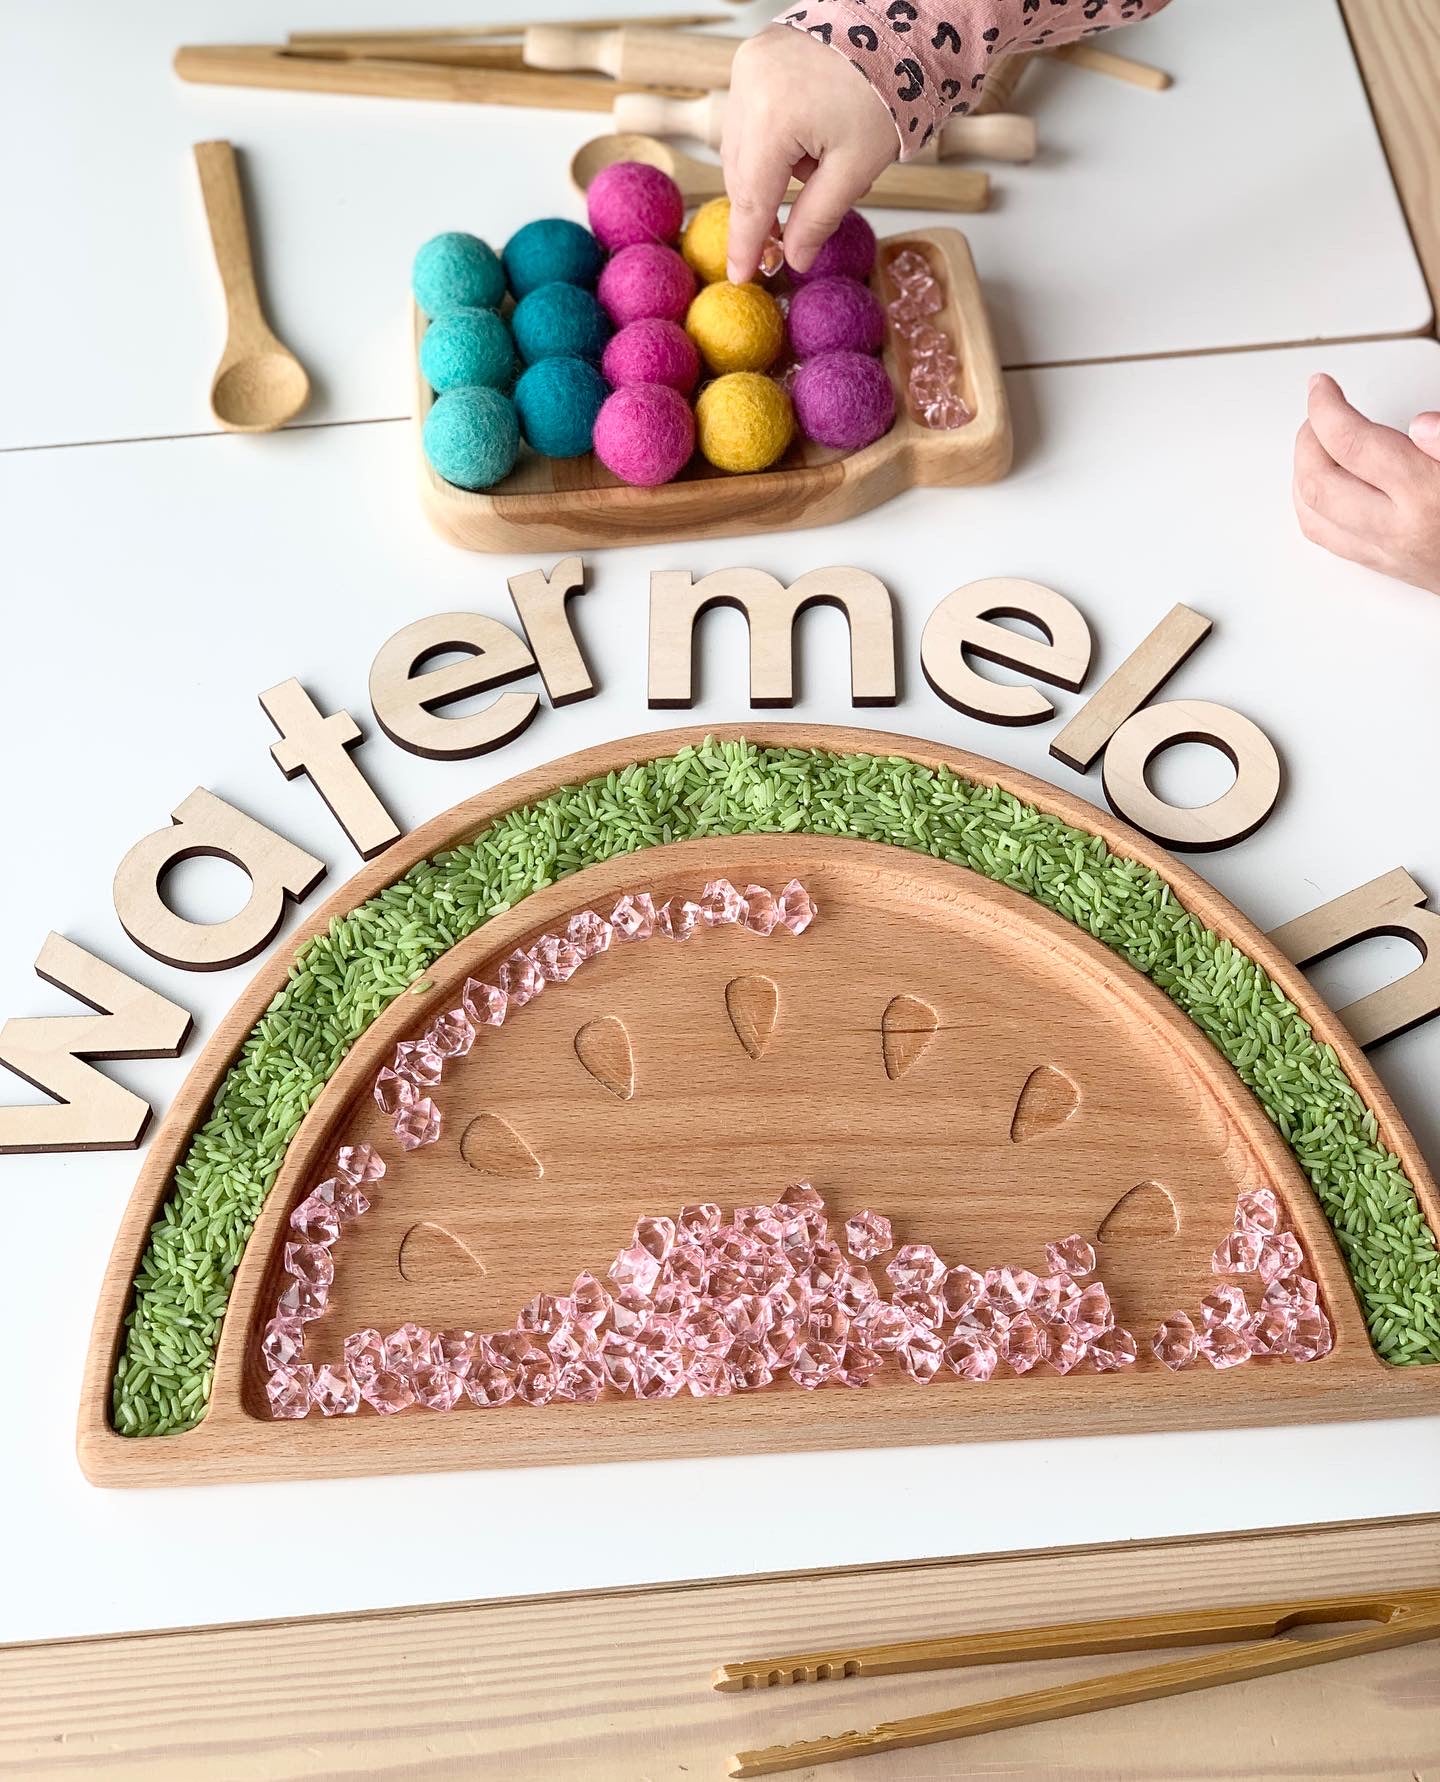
[570,132,989,213]
[193,141,311,433]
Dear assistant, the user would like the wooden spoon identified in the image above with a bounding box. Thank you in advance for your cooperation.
[570,133,989,213]
[193,140,310,433]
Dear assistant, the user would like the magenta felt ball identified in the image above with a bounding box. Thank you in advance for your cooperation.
[792,351,895,452]
[602,318,700,394]
[593,382,695,486]
[597,242,696,327]
[586,160,685,251]
[786,209,877,285]
[787,276,885,358]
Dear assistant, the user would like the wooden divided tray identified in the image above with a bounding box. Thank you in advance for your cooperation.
[79,726,1440,1487]
[412,228,1012,552]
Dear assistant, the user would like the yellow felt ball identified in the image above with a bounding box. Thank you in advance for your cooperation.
[681,196,731,285]
[695,372,794,473]
[685,281,785,376]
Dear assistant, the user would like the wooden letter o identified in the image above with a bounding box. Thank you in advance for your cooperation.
[1101,699,1282,852]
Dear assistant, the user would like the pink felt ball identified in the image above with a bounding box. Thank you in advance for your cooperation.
[786,209,877,285]
[597,242,697,328]
[786,275,886,358]
[593,381,695,486]
[602,318,700,394]
[791,351,895,452]
[586,160,685,252]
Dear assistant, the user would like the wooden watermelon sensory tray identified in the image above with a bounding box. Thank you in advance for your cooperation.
[80,726,1440,1488]
[413,228,1012,553]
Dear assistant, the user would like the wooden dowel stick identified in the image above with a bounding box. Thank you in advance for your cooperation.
[287,16,730,46]
[1050,40,1173,88]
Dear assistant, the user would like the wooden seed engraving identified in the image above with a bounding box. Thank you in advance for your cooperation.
[575,1015,635,1100]
[1098,1180,1180,1240]
[459,1113,543,1177]
[881,994,939,1080]
[725,975,779,1059]
[1010,1064,1079,1142]
[398,1220,486,1285]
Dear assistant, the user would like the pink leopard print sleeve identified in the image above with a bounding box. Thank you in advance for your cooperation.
[776,0,1172,156]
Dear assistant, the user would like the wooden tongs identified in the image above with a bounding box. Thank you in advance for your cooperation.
[713,1588,1440,1776]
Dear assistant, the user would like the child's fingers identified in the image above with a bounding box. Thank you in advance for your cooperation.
[1409,412,1440,464]
[1306,373,1416,493]
[1293,421,1390,532]
[722,125,793,284]
[781,150,872,275]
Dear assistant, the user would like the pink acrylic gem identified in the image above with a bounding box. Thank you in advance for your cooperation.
[1034,1274,1079,1321]
[362,1370,415,1414]
[987,1267,1039,1318]
[805,1299,851,1348]
[890,248,930,285]
[1263,1276,1318,1315]
[500,948,544,1007]
[532,933,583,983]
[344,1328,386,1384]
[837,1344,884,1387]
[1045,1234,1096,1278]
[260,1316,304,1372]
[1212,1230,1264,1275]
[1047,1328,1088,1374]
[854,1301,911,1351]
[1249,1306,1295,1357]
[806,1244,847,1294]
[412,1363,465,1410]
[266,1364,314,1418]
[437,1330,478,1375]
[607,1293,653,1340]
[283,1241,334,1291]
[609,1243,662,1297]
[312,1363,361,1416]
[393,1096,441,1151]
[567,1272,612,1329]
[635,1350,685,1400]
[1234,1186,1281,1233]
[667,1244,709,1293]
[461,978,507,1028]
[335,1143,385,1186]
[1152,1312,1198,1371]
[556,1356,605,1402]
[893,1288,942,1331]
[742,885,780,935]
[515,1356,559,1405]
[1258,1232,1304,1283]
[373,1068,415,1117]
[943,1328,998,1381]
[685,1353,734,1397]
[611,892,657,941]
[965,1300,1008,1340]
[728,1345,774,1391]
[393,1038,443,1089]
[678,1202,722,1242]
[899,1327,945,1383]
[518,1293,565,1335]
[384,1323,437,1374]
[680,1305,732,1356]
[466,1354,517,1406]
[845,1210,893,1261]
[548,1319,595,1364]
[836,1266,878,1316]
[635,1215,677,1262]
[920,393,972,430]
[657,898,701,941]
[567,910,613,959]
[781,1179,825,1213]
[1199,1323,1252,1369]
[1067,1282,1112,1342]
[1289,1306,1333,1361]
[791,1342,841,1389]
[887,1244,945,1292]
[290,1194,340,1247]
[1199,1284,1250,1329]
[425,1008,475,1059]
[277,1277,327,1323]
[759,234,785,278]
[940,1265,985,1322]
[600,1346,640,1394]
[776,879,817,935]
[1090,1328,1138,1371]
[700,878,747,926]
[332,1183,370,1223]
[1000,1313,1048,1375]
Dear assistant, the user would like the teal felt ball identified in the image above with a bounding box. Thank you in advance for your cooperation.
[514,355,608,458]
[503,218,603,299]
[422,385,519,490]
[419,307,517,394]
[412,231,505,317]
[511,281,610,366]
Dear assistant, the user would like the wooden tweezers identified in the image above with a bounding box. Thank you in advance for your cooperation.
[712,1589,1440,1776]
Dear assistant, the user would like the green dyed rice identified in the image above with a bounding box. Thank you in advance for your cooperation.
[112,740,1440,1436]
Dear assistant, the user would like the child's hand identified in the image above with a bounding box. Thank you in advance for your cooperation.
[722,26,898,284]
[1294,374,1440,597]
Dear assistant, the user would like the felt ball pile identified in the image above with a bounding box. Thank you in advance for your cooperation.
[414,174,904,493]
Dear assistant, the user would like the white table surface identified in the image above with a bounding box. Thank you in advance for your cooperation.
[0,335,1437,1642]
[0,0,1428,451]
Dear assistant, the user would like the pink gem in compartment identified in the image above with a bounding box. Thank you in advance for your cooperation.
[1089,1328,1138,1371]
[1211,1230,1263,1275]
[373,1067,414,1118]
[532,934,583,983]
[566,1271,612,1329]
[335,1143,385,1186]
[776,879,817,935]
[499,948,544,1007]
[425,1008,475,1059]
[700,878,747,926]
[943,1328,998,1381]
[313,1363,361,1416]
[290,1193,340,1247]
[987,1267,1038,1318]
[899,1327,944,1383]
[361,1370,415,1414]
[556,1356,606,1402]
[261,1316,304,1373]
[1234,1186,1280,1233]
[611,892,657,941]
[283,1242,334,1291]
[610,1242,662,1298]
[940,1264,985,1321]
[466,1355,517,1406]
[412,1363,465,1411]
[678,1201,722,1242]
[1152,1312,1198,1371]
[1044,1234,1096,1278]
[392,1038,443,1089]
[845,1209,893,1261]
[266,1364,314,1418]
[1199,1324,1251,1369]
[1289,1306,1333,1361]
[1067,1282,1112,1342]
[657,897,701,940]
[742,885,780,935]
[567,910,613,958]
[888,1244,945,1293]
[1000,1313,1048,1375]
[277,1278,327,1324]
[461,978,507,1028]
[1258,1232,1304,1283]
[393,1096,442,1151]
[344,1328,385,1384]
[384,1323,437,1374]
[1199,1284,1249,1330]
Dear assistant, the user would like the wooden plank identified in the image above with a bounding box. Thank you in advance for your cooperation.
[1341,0,1440,327]
[3,1516,1437,1777]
